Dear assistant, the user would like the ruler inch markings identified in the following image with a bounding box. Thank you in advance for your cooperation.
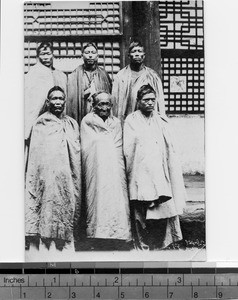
[2,265,238,299]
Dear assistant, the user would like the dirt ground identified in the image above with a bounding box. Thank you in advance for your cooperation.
[26,175,206,261]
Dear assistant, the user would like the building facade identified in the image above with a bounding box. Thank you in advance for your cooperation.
[24,1,205,174]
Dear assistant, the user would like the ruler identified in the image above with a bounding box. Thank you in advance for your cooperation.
[0,262,238,299]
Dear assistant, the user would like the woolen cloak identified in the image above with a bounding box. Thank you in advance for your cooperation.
[67,65,112,125]
[25,62,67,140]
[81,112,131,240]
[123,110,187,247]
[25,112,81,242]
[112,65,166,122]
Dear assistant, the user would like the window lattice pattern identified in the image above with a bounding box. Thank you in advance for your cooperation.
[162,57,205,113]
[24,2,122,79]
[24,41,121,78]
[24,2,121,36]
[159,0,204,50]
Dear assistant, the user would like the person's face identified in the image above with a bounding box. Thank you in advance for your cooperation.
[83,46,98,66]
[129,46,145,65]
[47,90,66,117]
[138,92,156,115]
[38,47,53,68]
[93,93,112,120]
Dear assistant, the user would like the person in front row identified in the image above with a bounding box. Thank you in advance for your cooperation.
[123,84,186,250]
[112,41,165,122]
[80,91,131,249]
[67,42,112,125]
[25,86,81,252]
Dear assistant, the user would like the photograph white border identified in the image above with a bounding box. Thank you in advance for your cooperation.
[0,0,238,262]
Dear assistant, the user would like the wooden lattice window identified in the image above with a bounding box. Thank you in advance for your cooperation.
[24,2,122,79]
[159,0,204,114]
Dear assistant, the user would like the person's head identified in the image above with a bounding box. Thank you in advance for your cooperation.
[37,42,54,68]
[137,84,156,116]
[128,41,145,65]
[83,42,98,67]
[46,86,66,117]
[92,91,112,121]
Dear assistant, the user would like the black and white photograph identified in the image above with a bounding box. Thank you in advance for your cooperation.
[24,1,205,262]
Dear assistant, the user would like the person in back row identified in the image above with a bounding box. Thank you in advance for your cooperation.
[67,42,112,125]
[123,84,186,250]
[25,42,67,144]
[112,41,165,122]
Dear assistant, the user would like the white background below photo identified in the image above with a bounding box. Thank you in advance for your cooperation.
[0,0,238,262]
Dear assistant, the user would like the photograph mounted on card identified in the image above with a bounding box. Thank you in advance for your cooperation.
[24,1,205,262]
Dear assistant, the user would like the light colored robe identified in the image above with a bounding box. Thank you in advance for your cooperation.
[124,110,186,217]
[67,65,112,125]
[124,110,187,247]
[112,65,166,122]
[81,112,131,240]
[25,112,81,242]
[25,62,67,140]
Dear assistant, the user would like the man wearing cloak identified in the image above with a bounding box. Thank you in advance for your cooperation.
[80,91,131,247]
[25,42,67,143]
[25,86,81,252]
[123,84,186,250]
[112,41,166,122]
[67,43,112,125]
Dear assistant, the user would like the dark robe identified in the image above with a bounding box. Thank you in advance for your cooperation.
[67,65,112,125]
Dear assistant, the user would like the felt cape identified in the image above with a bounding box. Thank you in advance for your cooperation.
[123,110,187,247]
[112,65,166,122]
[25,62,67,140]
[67,65,112,125]
[81,112,131,240]
[25,112,81,242]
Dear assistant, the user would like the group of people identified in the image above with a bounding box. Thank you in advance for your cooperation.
[25,40,187,252]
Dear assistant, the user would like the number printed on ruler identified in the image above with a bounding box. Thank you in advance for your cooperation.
[1,273,238,299]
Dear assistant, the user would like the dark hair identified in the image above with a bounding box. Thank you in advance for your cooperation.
[83,42,98,53]
[128,41,144,53]
[137,84,156,101]
[36,42,54,57]
[92,90,111,106]
[47,86,66,99]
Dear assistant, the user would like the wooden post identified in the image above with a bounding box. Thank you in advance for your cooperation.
[120,1,133,68]
[121,1,162,77]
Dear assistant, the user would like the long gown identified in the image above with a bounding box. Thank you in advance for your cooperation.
[25,112,81,244]
[67,65,112,124]
[81,112,131,241]
[112,65,166,122]
[123,110,187,248]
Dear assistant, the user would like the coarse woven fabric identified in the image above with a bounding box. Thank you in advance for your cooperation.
[25,62,67,140]
[112,65,166,122]
[67,65,112,125]
[123,110,187,218]
[25,112,81,242]
[81,112,131,240]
